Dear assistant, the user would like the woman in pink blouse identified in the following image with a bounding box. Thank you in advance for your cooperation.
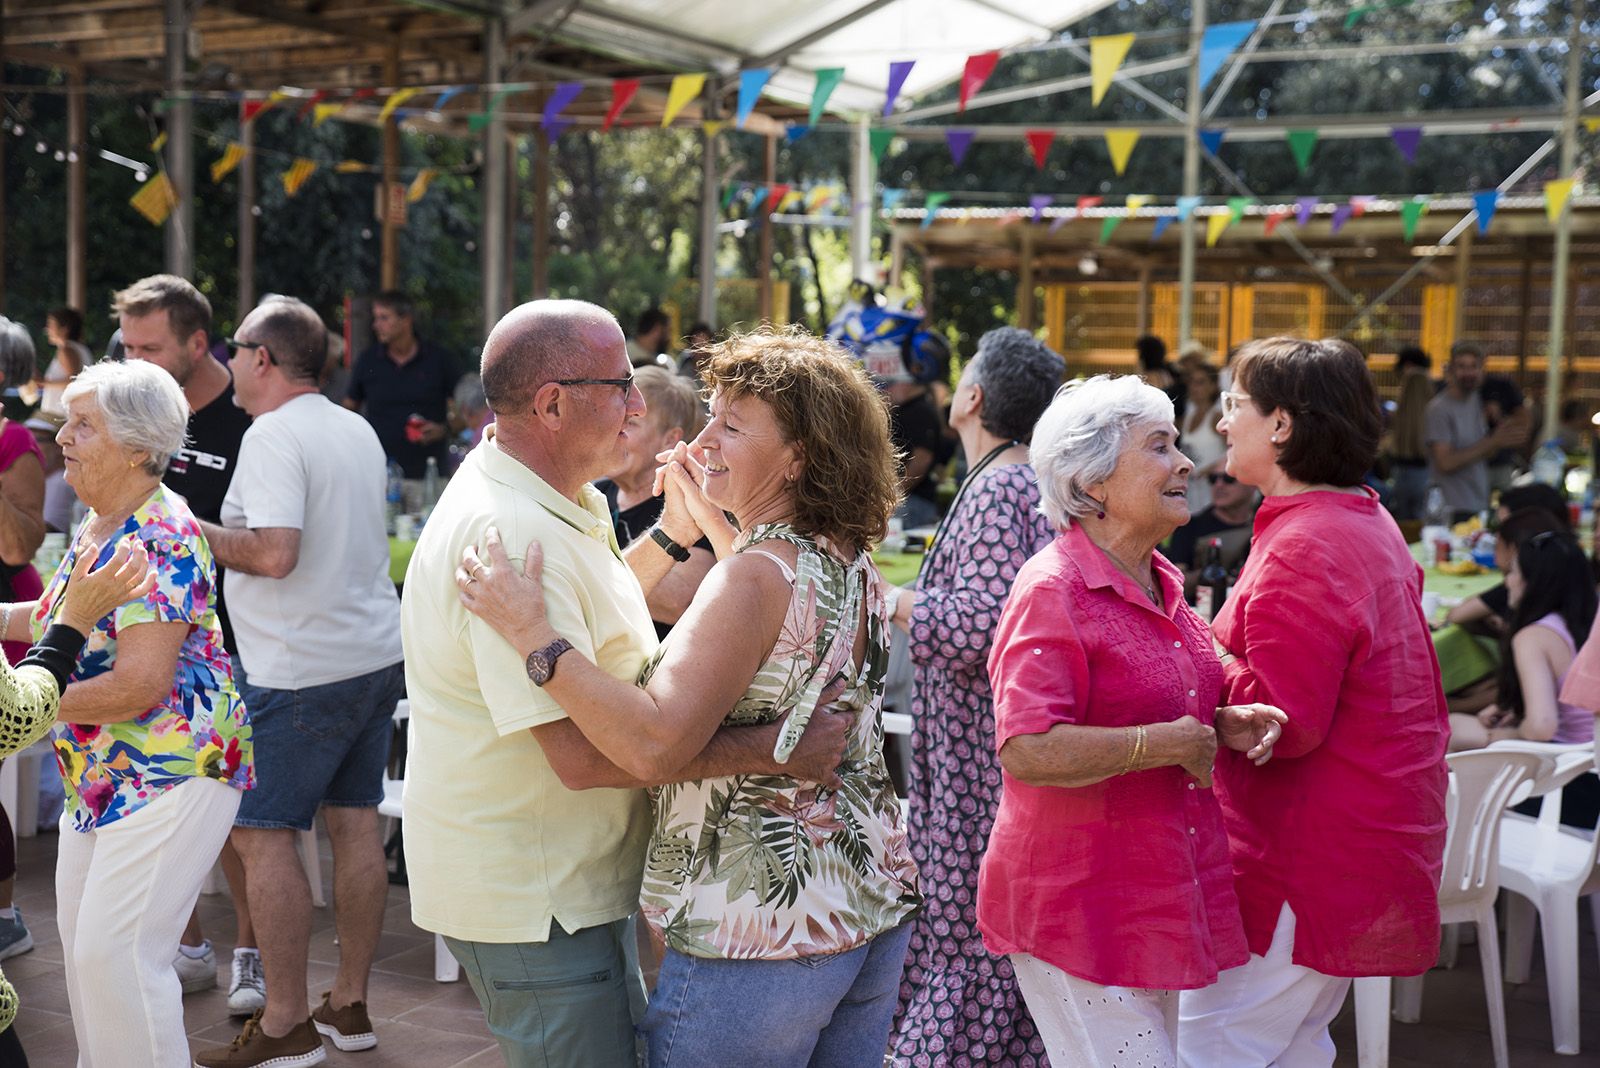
[979,375,1285,1067]
[1178,337,1450,1066]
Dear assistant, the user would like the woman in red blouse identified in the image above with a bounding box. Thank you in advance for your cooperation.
[1178,337,1449,1067]
[979,375,1285,1067]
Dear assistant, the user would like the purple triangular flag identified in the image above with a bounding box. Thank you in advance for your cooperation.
[1329,202,1354,234]
[1029,194,1052,223]
[1152,215,1175,240]
[884,61,915,117]
[1049,214,1071,234]
[1199,128,1225,155]
[1474,190,1500,234]
[1390,126,1422,165]
[945,129,976,167]
[1295,196,1319,226]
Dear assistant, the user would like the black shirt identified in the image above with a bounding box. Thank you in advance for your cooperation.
[890,393,942,504]
[1167,507,1253,569]
[346,339,460,479]
[595,479,713,640]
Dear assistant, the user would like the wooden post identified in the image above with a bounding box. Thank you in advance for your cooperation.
[163,0,194,277]
[1543,0,1585,436]
[237,113,257,317]
[532,134,550,299]
[697,81,721,327]
[888,229,906,290]
[65,69,87,310]
[381,44,401,290]
[1016,228,1037,330]
[480,18,508,331]
[1515,248,1533,385]
[504,131,517,307]
[1136,264,1152,335]
[757,133,776,322]
[1451,226,1473,347]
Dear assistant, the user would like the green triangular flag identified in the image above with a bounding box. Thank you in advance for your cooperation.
[1227,196,1252,222]
[869,129,895,161]
[721,185,739,211]
[809,68,845,127]
[1344,6,1373,29]
[468,112,490,132]
[1099,215,1122,244]
[1400,197,1428,242]
[1286,130,1318,173]
[921,191,951,229]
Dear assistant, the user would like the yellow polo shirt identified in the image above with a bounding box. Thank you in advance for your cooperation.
[400,427,655,943]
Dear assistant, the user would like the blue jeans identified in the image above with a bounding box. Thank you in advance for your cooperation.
[641,921,914,1068]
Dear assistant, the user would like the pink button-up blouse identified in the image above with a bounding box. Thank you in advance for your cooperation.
[1213,489,1448,978]
[977,524,1249,991]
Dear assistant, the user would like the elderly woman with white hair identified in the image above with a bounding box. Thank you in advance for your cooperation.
[976,375,1284,1067]
[12,360,253,1067]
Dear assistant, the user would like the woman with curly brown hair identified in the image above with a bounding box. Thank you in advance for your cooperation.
[457,328,921,1067]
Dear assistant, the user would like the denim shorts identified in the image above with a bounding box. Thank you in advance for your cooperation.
[234,661,406,831]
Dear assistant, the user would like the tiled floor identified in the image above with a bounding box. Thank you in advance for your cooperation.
[3,827,1597,1067]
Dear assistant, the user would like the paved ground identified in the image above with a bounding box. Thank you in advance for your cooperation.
[2,828,1596,1067]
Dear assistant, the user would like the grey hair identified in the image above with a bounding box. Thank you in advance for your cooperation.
[62,360,190,476]
[968,328,1065,443]
[1032,374,1175,530]
[0,318,37,392]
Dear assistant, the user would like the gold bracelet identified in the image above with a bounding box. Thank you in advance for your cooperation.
[1131,724,1147,773]
[0,603,12,642]
[1121,726,1137,775]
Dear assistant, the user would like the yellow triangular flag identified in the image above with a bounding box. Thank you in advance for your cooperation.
[1584,117,1600,133]
[313,103,345,126]
[1105,129,1140,176]
[1125,194,1151,214]
[1206,211,1231,247]
[335,160,368,173]
[210,142,246,183]
[662,73,707,127]
[150,132,168,152]
[777,189,804,212]
[282,158,317,196]
[703,120,726,138]
[407,168,438,203]
[805,185,839,212]
[1545,177,1576,224]
[267,90,289,104]
[379,88,421,123]
[1090,34,1135,107]
[129,172,177,226]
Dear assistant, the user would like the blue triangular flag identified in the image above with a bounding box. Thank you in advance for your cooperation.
[1474,190,1500,234]
[945,129,976,167]
[433,87,464,111]
[1176,195,1202,220]
[1198,21,1258,89]
[736,69,774,129]
[785,124,809,144]
[747,188,770,215]
[880,188,908,214]
[1199,129,1225,155]
[1152,215,1175,240]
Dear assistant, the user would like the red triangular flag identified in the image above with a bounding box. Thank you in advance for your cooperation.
[960,51,1000,111]
[296,90,328,121]
[1025,130,1054,172]
[604,79,640,132]
[765,183,791,215]
[1263,209,1290,236]
[1076,195,1103,214]
[353,88,377,99]
[241,100,271,123]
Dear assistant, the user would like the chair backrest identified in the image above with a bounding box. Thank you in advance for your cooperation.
[1439,749,1543,907]
[1488,739,1595,800]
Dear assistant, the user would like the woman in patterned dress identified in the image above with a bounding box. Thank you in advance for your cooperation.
[885,328,1062,1067]
[458,330,920,1067]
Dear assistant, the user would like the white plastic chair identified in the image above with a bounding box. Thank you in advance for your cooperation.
[1492,739,1599,1056]
[1354,748,1542,1068]
[378,699,458,983]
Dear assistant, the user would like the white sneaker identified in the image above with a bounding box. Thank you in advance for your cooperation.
[173,941,217,993]
[227,948,267,1017]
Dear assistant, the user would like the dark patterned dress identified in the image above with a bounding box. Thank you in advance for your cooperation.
[890,462,1055,1067]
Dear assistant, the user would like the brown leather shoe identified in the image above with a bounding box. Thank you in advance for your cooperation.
[192,1011,326,1067]
[310,991,377,1052]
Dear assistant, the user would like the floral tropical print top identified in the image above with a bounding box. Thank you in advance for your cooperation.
[640,524,921,959]
[34,485,253,832]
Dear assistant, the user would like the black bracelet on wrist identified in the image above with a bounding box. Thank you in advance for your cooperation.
[649,526,692,563]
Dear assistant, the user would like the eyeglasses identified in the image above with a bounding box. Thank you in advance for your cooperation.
[223,336,277,366]
[555,375,634,397]
[1220,390,1252,418]
[1208,473,1237,486]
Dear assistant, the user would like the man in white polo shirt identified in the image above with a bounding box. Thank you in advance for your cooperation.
[192,296,404,1068]
[399,301,844,1067]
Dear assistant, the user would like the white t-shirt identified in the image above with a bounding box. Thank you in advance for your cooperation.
[220,393,402,689]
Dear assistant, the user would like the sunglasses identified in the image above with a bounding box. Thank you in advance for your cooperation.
[1208,473,1237,486]
[555,375,634,397]
[223,336,277,366]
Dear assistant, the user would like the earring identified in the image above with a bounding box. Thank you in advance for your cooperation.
[1097,509,1106,519]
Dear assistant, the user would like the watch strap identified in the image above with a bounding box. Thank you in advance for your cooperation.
[525,637,574,686]
[649,526,692,563]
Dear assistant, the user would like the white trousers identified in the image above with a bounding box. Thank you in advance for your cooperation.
[56,777,240,1068]
[1177,904,1352,1068]
[1011,953,1179,1068]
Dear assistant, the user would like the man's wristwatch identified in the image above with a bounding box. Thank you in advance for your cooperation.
[525,637,574,686]
[649,526,692,563]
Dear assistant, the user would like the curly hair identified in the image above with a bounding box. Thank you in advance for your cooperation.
[701,328,899,554]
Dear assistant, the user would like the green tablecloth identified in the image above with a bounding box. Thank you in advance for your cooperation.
[390,538,416,585]
[873,550,924,588]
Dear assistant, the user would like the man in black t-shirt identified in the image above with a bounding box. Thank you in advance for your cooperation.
[889,382,944,529]
[343,291,459,485]
[1167,472,1258,601]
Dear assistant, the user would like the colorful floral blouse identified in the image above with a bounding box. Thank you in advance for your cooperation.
[34,485,254,832]
[640,524,921,959]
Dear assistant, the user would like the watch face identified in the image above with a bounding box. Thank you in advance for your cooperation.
[528,652,553,685]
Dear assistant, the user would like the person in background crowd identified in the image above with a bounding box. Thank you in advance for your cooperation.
[1136,334,1184,425]
[676,320,715,379]
[1180,338,1448,1066]
[1167,471,1258,599]
[1481,372,1531,494]
[450,372,494,457]
[112,273,259,1008]
[593,366,713,637]
[889,368,945,530]
[1556,397,1594,453]
[1448,530,1596,752]
[39,306,92,418]
[343,291,459,504]
[1445,482,1571,634]
[979,374,1284,1066]
[27,360,253,1068]
[27,413,76,534]
[1547,598,1600,828]
[1425,341,1529,522]
[1181,363,1226,515]
[628,306,673,368]
[887,327,1063,1067]
[1387,346,1434,522]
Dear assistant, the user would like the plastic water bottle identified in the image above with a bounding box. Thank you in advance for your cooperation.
[1532,439,1566,487]
[385,461,404,535]
[422,457,442,520]
[1424,487,1448,529]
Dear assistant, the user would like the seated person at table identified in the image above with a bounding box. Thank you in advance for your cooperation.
[1446,501,1570,633]
[594,365,714,636]
[1167,471,1257,595]
[1449,530,1596,752]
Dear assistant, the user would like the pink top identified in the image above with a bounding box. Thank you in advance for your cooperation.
[977,524,1248,990]
[1213,489,1448,978]
[1536,613,1597,744]
[0,420,44,666]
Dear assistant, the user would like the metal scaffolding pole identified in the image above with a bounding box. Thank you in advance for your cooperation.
[381,44,400,290]
[237,112,257,317]
[1543,0,1585,439]
[1178,0,1205,346]
[67,68,86,309]
[163,0,193,278]
[850,118,875,282]
[697,80,721,327]
[481,16,508,331]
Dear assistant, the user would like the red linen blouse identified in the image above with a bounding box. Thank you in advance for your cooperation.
[977,524,1249,990]
[1213,489,1448,978]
